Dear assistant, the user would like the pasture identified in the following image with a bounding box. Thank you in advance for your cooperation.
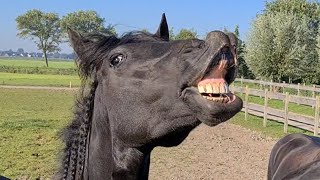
[0,58,77,75]
[0,58,76,69]
[0,72,80,87]
[0,88,75,179]
[0,87,311,179]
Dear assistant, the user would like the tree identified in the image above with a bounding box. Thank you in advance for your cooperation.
[169,27,175,40]
[17,48,24,55]
[16,9,62,67]
[140,28,150,34]
[245,0,320,83]
[171,28,198,40]
[61,10,105,34]
[233,26,255,79]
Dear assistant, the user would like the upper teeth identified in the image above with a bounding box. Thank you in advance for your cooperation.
[197,82,230,94]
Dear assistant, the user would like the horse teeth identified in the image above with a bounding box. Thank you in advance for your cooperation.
[220,83,225,93]
[198,85,205,93]
[212,85,219,93]
[205,84,213,93]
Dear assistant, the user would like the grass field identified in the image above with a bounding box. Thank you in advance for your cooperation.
[0,88,76,179]
[0,87,313,179]
[0,72,81,87]
[0,58,77,75]
[0,58,76,69]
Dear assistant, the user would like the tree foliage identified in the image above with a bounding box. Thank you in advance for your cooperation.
[170,28,198,40]
[233,26,255,79]
[245,0,320,83]
[16,9,62,67]
[60,10,105,33]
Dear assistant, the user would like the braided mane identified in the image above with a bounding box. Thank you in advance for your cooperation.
[54,79,97,180]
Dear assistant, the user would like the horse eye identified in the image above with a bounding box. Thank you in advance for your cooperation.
[110,54,125,67]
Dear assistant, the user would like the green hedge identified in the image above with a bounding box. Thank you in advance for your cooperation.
[0,65,78,75]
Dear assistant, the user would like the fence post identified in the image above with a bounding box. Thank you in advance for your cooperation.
[259,80,263,98]
[312,85,316,109]
[297,83,300,97]
[270,80,273,92]
[69,81,72,88]
[263,89,268,127]
[314,96,320,136]
[282,81,286,94]
[284,92,289,134]
[245,85,250,121]
[240,76,244,87]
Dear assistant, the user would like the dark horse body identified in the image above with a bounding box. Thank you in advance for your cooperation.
[55,14,243,179]
[268,133,320,180]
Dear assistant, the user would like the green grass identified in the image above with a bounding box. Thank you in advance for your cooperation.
[0,88,76,179]
[0,58,77,75]
[237,93,315,117]
[230,112,312,138]
[0,58,76,69]
[230,92,316,139]
[0,72,81,87]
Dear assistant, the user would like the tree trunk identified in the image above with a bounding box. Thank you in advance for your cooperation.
[44,51,49,67]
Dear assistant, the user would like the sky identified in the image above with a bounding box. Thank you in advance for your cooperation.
[0,1,267,53]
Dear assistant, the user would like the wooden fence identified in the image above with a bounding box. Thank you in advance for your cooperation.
[230,84,320,136]
[234,78,320,98]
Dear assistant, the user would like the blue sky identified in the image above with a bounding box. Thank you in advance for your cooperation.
[0,1,267,53]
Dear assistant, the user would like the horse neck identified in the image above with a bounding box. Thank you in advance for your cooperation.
[83,89,151,180]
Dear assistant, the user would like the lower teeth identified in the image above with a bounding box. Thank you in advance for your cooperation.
[202,95,231,103]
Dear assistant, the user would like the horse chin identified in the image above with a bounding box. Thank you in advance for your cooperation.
[182,87,243,126]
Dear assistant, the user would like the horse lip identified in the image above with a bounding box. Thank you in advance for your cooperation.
[182,86,243,126]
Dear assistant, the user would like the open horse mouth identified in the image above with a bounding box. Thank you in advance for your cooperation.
[195,46,237,104]
[182,43,243,126]
[197,79,235,103]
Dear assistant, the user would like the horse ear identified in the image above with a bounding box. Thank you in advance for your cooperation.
[68,28,86,56]
[155,13,169,41]
[68,28,97,77]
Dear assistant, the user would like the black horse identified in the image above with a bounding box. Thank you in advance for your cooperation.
[268,133,320,180]
[55,14,243,180]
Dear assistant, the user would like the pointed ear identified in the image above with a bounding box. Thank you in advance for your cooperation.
[155,13,169,41]
[67,28,97,77]
[67,28,86,55]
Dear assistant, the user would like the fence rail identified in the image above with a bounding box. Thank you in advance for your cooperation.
[234,78,320,95]
[231,85,320,135]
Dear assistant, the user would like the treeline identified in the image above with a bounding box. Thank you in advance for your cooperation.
[245,0,320,84]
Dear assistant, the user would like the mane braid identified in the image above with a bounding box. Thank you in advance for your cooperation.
[58,79,97,180]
